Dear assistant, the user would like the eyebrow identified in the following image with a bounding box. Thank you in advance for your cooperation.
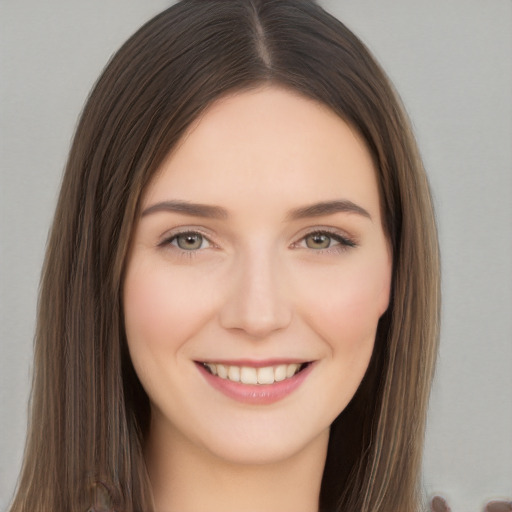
[286,200,372,221]
[141,200,228,219]
[141,199,371,221]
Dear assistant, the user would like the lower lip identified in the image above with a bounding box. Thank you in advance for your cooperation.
[196,363,314,405]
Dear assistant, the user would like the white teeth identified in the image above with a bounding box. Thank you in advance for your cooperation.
[204,363,217,375]
[240,367,257,384]
[286,364,298,378]
[217,364,228,379]
[228,365,240,381]
[274,364,287,382]
[203,362,305,385]
[257,366,275,384]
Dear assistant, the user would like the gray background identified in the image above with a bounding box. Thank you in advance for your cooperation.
[1,1,511,510]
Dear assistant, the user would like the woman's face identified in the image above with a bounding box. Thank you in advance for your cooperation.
[123,86,391,465]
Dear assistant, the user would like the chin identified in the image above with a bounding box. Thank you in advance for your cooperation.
[194,421,331,467]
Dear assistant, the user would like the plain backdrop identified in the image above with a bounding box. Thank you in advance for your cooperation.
[1,1,511,510]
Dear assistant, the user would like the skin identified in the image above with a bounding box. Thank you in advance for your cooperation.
[123,86,392,512]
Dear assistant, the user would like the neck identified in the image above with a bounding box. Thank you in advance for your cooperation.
[145,419,329,512]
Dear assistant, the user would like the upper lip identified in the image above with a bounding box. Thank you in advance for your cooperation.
[195,358,312,368]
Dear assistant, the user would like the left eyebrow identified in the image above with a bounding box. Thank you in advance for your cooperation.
[286,200,372,221]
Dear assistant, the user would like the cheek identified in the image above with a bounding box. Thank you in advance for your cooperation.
[122,260,217,364]
[297,256,391,356]
[301,259,390,414]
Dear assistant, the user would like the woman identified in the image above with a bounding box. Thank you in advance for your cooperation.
[9,0,440,511]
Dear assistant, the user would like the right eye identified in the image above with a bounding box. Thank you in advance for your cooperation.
[166,232,211,251]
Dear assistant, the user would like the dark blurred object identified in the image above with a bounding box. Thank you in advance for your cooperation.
[485,501,512,512]
[430,496,512,512]
[431,496,451,512]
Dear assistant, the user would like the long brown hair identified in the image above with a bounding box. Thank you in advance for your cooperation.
[9,1,440,511]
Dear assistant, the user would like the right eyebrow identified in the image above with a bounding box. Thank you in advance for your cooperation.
[141,200,229,219]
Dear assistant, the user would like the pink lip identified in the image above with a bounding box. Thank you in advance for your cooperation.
[196,361,314,405]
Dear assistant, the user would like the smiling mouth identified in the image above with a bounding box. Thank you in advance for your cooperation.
[200,362,310,385]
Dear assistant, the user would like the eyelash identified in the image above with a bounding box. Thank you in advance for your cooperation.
[158,228,357,258]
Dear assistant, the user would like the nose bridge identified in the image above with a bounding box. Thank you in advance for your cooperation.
[219,241,292,337]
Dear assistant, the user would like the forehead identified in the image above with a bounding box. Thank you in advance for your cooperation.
[143,86,380,221]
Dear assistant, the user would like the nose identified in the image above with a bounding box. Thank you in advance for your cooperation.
[219,246,292,338]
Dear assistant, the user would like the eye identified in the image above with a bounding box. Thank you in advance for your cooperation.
[304,232,334,249]
[299,230,356,251]
[167,232,211,251]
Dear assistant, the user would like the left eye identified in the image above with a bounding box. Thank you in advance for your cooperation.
[169,232,210,251]
[300,231,354,250]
